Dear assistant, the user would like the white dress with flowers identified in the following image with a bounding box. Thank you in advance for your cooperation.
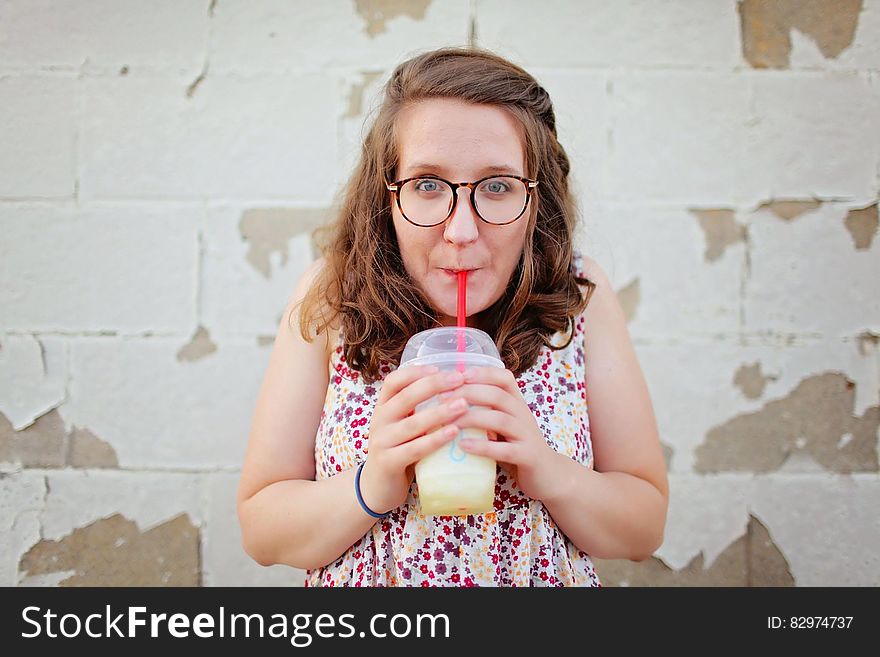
[305,251,601,587]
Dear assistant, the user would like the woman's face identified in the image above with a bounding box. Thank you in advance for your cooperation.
[390,98,531,329]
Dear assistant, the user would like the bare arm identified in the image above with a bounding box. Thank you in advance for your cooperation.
[236,258,378,570]
[541,257,669,561]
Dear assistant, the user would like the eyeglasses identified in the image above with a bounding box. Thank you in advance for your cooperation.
[386,175,539,227]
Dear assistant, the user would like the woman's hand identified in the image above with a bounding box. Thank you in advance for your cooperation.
[455,367,563,502]
[359,366,470,514]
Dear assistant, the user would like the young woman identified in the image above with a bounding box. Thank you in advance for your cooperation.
[237,47,668,586]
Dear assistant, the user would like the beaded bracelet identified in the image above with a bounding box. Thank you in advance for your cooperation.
[355,461,388,519]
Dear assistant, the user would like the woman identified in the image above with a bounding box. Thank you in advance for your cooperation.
[237,47,668,586]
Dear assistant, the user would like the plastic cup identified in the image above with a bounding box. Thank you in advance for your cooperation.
[399,326,504,516]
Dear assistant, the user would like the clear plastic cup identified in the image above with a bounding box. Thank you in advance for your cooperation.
[399,327,504,516]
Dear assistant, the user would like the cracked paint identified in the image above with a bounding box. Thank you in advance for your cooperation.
[617,278,640,324]
[19,513,199,586]
[757,199,822,221]
[345,71,383,118]
[0,409,118,470]
[843,202,878,250]
[176,326,218,362]
[0,410,66,468]
[738,0,863,69]
[355,0,432,38]
[67,427,119,469]
[0,334,66,431]
[239,208,328,279]
[733,362,778,399]
[690,209,747,262]
[593,514,794,586]
[695,372,879,474]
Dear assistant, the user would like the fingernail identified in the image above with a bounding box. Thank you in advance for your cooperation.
[449,399,467,411]
[445,372,462,384]
[459,439,473,450]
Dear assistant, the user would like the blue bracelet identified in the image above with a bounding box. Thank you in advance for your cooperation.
[355,461,388,519]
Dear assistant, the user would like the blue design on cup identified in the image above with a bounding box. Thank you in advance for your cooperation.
[448,433,466,462]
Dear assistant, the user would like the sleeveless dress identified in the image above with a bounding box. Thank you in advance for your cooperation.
[304,251,601,587]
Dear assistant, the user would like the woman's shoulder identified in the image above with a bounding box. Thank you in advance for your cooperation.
[571,248,606,285]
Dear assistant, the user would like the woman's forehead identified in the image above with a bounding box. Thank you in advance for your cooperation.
[396,99,525,176]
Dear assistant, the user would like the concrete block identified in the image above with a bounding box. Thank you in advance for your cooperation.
[604,72,752,205]
[60,337,270,469]
[739,0,880,71]
[201,204,320,337]
[81,73,338,200]
[751,474,880,586]
[16,470,203,586]
[748,73,879,202]
[476,0,741,69]
[0,0,207,74]
[633,339,879,474]
[202,472,305,586]
[578,205,744,339]
[0,203,197,333]
[744,201,880,337]
[210,0,470,73]
[0,76,77,198]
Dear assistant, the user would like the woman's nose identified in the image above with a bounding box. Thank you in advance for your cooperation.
[443,187,480,244]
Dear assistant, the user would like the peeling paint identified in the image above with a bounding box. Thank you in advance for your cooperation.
[733,362,778,399]
[345,71,383,118]
[19,513,200,586]
[593,515,794,586]
[0,334,66,431]
[0,410,66,468]
[856,331,879,356]
[695,372,879,474]
[176,326,218,362]
[67,427,119,469]
[690,209,747,262]
[843,202,878,250]
[239,208,328,279]
[617,278,640,324]
[355,0,432,38]
[0,409,120,470]
[257,336,275,348]
[757,199,822,221]
[738,0,863,69]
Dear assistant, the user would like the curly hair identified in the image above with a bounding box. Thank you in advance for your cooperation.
[294,46,595,384]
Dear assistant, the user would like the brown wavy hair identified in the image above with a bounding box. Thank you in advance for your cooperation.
[295,46,595,384]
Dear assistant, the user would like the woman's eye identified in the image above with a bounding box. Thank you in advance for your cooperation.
[415,180,439,192]
[483,180,510,193]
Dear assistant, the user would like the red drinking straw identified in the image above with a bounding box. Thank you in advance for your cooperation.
[456,271,467,372]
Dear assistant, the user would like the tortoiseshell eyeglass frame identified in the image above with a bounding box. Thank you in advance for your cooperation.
[385,174,539,227]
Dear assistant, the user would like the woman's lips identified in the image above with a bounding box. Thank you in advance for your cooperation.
[440,268,479,278]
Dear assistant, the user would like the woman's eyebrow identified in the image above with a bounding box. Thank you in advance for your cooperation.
[403,163,522,177]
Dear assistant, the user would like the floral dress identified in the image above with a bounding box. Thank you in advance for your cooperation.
[305,251,600,587]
